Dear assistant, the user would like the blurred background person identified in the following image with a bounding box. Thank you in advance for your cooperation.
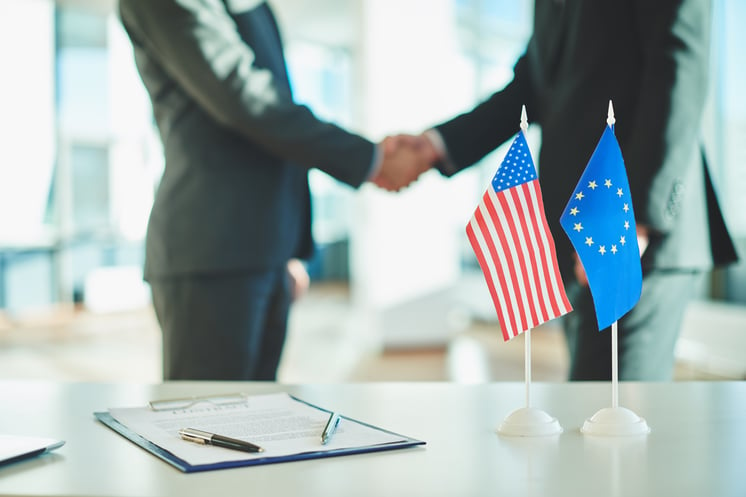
[389,0,739,381]
[118,0,429,381]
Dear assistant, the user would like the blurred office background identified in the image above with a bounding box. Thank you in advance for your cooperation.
[1,0,745,383]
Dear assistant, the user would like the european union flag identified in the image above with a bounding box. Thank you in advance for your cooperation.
[560,124,642,330]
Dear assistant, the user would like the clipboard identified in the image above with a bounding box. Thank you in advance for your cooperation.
[95,393,425,473]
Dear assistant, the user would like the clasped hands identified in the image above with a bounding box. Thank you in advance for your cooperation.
[369,133,441,192]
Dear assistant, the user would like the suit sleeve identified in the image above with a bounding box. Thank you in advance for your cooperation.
[432,52,536,176]
[118,0,374,187]
[625,0,711,233]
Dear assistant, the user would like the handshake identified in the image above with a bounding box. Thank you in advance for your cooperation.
[368,133,443,192]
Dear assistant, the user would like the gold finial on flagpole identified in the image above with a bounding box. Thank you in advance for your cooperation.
[520,105,528,133]
[607,100,616,126]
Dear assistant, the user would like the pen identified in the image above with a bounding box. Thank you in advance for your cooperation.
[178,428,264,453]
[321,412,341,445]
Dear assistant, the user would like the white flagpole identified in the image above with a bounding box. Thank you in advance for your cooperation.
[520,105,531,410]
[608,101,620,410]
[611,321,619,408]
[525,328,532,408]
[608,100,616,126]
[521,105,529,133]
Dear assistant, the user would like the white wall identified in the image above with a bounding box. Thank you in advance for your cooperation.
[0,0,56,243]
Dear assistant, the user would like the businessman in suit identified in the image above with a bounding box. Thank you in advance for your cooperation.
[392,0,738,380]
[118,0,429,381]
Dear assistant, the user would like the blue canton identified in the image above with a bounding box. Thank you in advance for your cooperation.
[492,131,537,193]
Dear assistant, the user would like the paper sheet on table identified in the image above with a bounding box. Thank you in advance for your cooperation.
[107,392,407,466]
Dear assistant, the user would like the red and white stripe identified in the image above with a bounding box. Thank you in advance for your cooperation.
[466,179,572,341]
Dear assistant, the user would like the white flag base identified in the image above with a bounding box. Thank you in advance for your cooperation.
[497,407,563,437]
[581,406,650,436]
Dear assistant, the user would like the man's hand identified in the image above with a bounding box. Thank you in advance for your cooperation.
[369,134,438,191]
[287,259,309,302]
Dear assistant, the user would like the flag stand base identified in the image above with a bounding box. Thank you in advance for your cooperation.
[581,406,650,436]
[497,407,562,437]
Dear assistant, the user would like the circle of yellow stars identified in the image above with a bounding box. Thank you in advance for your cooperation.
[567,178,632,256]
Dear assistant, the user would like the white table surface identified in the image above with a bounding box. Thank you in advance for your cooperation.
[0,380,744,497]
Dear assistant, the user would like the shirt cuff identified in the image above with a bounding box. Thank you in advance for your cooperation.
[423,128,456,175]
[366,142,383,181]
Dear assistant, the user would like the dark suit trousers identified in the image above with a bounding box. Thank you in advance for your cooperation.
[150,268,291,381]
[563,271,705,381]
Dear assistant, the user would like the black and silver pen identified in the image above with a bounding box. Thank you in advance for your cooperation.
[321,412,341,445]
[178,428,264,453]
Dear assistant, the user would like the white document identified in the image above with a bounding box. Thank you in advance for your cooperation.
[108,392,405,466]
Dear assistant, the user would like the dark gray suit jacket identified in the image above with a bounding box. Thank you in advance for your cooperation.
[434,0,738,277]
[118,0,375,279]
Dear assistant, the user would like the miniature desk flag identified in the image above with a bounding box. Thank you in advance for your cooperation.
[466,108,572,341]
[559,102,642,330]
[560,102,649,437]
[469,107,568,437]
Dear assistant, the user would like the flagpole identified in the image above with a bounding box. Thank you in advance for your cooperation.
[608,101,619,410]
[525,328,531,408]
[521,105,532,411]
[611,321,618,408]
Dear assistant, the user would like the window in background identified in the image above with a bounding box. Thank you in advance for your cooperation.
[0,0,55,242]
[0,2,156,314]
[285,42,356,280]
[68,144,110,233]
[53,5,150,306]
[55,7,116,239]
[0,0,56,313]
[712,0,746,236]
[711,0,746,302]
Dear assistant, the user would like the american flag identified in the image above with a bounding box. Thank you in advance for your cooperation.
[466,130,572,341]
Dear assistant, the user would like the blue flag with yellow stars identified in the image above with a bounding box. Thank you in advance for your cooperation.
[560,124,642,330]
